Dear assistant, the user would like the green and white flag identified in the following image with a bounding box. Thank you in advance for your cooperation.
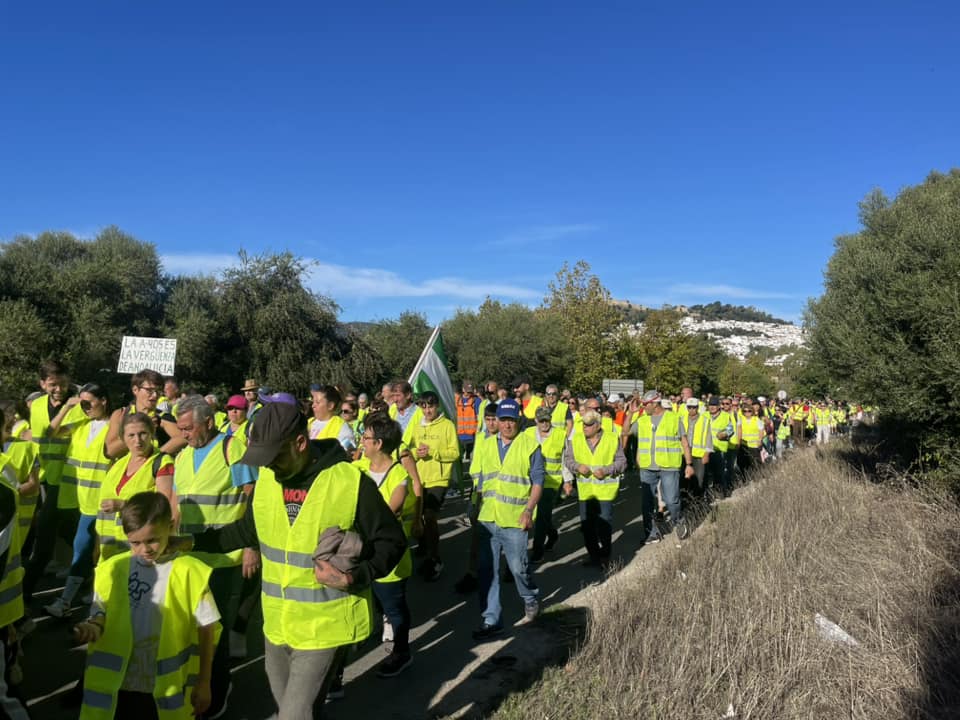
[408,326,457,421]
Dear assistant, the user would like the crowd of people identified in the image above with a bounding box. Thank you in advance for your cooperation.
[0,359,872,719]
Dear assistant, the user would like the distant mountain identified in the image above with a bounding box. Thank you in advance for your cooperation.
[611,300,790,326]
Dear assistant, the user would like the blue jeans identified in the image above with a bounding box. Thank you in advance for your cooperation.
[69,513,98,579]
[477,522,538,627]
[640,469,681,538]
[373,579,411,656]
[578,499,613,560]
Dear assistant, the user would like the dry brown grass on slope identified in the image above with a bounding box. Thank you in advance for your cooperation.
[495,447,960,720]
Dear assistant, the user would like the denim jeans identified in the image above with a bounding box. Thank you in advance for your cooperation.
[373,579,411,656]
[531,486,557,554]
[477,522,538,627]
[69,513,98,579]
[640,469,681,538]
[578,498,613,560]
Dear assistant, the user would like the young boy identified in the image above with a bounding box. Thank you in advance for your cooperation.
[75,492,220,720]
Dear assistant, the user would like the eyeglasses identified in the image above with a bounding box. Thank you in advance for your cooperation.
[137,385,159,395]
[545,391,557,396]
[537,418,552,424]
[361,434,376,442]
[582,420,599,427]
[341,408,355,414]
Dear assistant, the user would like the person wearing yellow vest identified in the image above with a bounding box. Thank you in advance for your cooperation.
[472,398,543,640]
[706,397,735,497]
[309,385,356,454]
[626,390,695,543]
[527,406,565,562]
[542,384,574,434]
[204,394,227,432]
[97,413,176,562]
[680,397,713,498]
[407,390,459,582]
[736,402,764,475]
[190,401,406,714]
[105,369,185,460]
[223,394,250,439]
[814,400,833,445]
[356,392,370,424]
[240,378,263,422]
[23,359,88,604]
[75,492,220,720]
[0,437,28,720]
[0,401,40,559]
[44,383,113,618]
[775,405,792,458]
[354,414,416,678]
[565,408,626,567]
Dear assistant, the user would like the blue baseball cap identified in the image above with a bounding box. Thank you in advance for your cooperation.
[496,398,521,419]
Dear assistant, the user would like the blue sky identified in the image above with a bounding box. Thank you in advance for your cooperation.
[2,2,958,324]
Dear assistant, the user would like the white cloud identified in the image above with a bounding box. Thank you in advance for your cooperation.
[667,283,796,300]
[494,223,599,247]
[159,253,540,301]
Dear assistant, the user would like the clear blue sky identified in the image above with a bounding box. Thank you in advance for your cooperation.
[2,2,957,324]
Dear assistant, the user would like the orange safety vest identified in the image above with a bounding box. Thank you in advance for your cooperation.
[456,396,478,437]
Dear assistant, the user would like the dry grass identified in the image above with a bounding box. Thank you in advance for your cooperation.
[494,446,960,720]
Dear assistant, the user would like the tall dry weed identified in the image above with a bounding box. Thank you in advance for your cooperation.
[495,447,960,720]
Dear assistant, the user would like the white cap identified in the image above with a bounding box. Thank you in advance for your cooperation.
[608,393,621,403]
[685,397,699,408]
[757,396,767,402]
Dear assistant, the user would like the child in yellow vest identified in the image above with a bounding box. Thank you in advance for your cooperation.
[75,492,220,720]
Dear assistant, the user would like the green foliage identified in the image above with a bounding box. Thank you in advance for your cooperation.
[363,312,432,383]
[718,355,776,398]
[0,300,54,394]
[806,169,960,480]
[690,302,786,324]
[543,261,621,393]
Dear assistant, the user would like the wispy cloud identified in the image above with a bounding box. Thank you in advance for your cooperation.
[667,283,796,301]
[493,223,599,247]
[159,252,540,301]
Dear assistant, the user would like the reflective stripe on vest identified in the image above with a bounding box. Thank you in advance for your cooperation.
[175,435,246,535]
[81,553,219,720]
[636,412,683,469]
[571,429,620,502]
[253,464,373,650]
[740,416,763,448]
[524,426,564,490]
[683,413,711,459]
[63,419,112,515]
[30,396,86,487]
[476,432,539,529]
[97,453,172,559]
[456,396,478,437]
[709,410,732,453]
[0,461,24,628]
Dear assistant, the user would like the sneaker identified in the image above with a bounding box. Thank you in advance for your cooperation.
[376,651,413,678]
[326,677,345,702]
[382,616,394,643]
[205,681,233,719]
[471,622,503,641]
[229,629,247,659]
[43,597,71,618]
[543,529,559,551]
[515,602,540,626]
[15,618,36,638]
[454,573,478,594]
[675,519,690,540]
[644,532,662,546]
[426,561,443,582]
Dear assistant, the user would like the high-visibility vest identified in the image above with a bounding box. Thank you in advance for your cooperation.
[682,413,712,459]
[708,410,733,453]
[2,439,39,533]
[80,552,220,720]
[739,416,763,448]
[571,430,620,501]
[174,434,247,535]
[30,395,85,487]
[0,458,24,629]
[548,401,569,431]
[522,395,543,420]
[524,426,564,490]
[311,415,346,442]
[469,431,498,505]
[62,419,112,514]
[253,463,373,650]
[777,419,791,440]
[636,411,683,470]
[456,396,479,437]
[353,458,414,583]
[97,453,174,560]
[476,432,539,529]
[10,419,29,440]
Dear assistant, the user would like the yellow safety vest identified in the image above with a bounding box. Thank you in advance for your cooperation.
[30,395,85,487]
[477,432,539,529]
[548,401,569,431]
[636,411,683,470]
[353,458,414,583]
[524,426,564,490]
[0,458,24,629]
[683,413,712,459]
[571,430,620,501]
[174,435,247,535]
[739,416,763,448]
[62,419,112,514]
[253,463,373,650]
[708,410,733,453]
[97,453,174,560]
[523,395,543,420]
[81,552,220,720]
[469,431,498,505]
[2,439,39,533]
[312,415,346,441]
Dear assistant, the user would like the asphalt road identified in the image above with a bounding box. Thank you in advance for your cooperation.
[21,473,658,719]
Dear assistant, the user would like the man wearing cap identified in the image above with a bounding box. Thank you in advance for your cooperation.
[526,405,564,561]
[192,402,406,716]
[406,390,459,581]
[472,398,544,639]
[625,390,695,542]
[681,398,713,498]
[564,408,626,566]
[706,397,735,496]
[512,377,541,425]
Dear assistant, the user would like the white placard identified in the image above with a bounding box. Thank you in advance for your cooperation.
[117,336,178,376]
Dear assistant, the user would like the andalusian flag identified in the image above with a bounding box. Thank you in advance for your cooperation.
[408,326,456,421]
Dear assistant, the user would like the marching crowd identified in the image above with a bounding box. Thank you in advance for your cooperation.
[0,360,871,719]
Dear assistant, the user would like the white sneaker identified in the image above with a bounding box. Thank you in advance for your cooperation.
[43,597,71,618]
[382,616,394,643]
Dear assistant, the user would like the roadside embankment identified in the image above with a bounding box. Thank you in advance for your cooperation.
[494,447,960,720]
